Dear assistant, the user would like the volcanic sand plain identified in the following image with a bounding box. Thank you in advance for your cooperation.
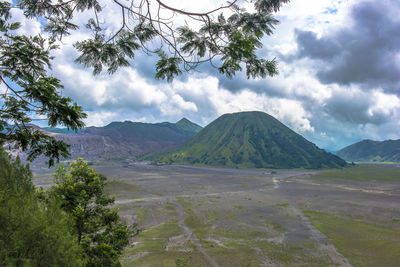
[33,163,400,267]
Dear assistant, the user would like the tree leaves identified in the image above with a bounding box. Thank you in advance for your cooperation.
[17,0,289,81]
[45,17,79,39]
[155,50,182,82]
[253,0,291,13]
[0,0,290,164]
[75,30,139,75]
[0,5,86,165]
[52,158,138,266]
[0,149,85,266]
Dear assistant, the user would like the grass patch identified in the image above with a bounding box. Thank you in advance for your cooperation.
[176,198,266,265]
[303,210,400,267]
[162,202,178,217]
[127,222,182,253]
[254,240,332,266]
[277,202,290,208]
[212,229,330,266]
[214,228,267,241]
[225,213,240,220]
[176,197,211,240]
[135,209,147,221]
[122,211,209,266]
[105,179,141,193]
[208,241,260,266]
[199,239,217,248]
[263,221,284,232]
[312,164,400,181]
[254,241,298,265]
[205,210,218,223]
[125,250,208,267]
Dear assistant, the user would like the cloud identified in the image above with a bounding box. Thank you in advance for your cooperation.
[294,0,400,95]
[173,77,315,133]
[14,0,400,152]
[9,8,41,36]
[319,87,398,129]
[299,84,400,151]
[54,63,168,111]
[159,94,198,117]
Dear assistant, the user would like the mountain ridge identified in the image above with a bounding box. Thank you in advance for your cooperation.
[146,111,347,169]
[37,118,202,161]
[336,139,400,162]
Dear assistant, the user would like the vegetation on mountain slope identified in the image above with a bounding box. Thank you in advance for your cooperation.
[97,118,202,143]
[336,139,400,162]
[146,111,346,169]
[34,118,202,161]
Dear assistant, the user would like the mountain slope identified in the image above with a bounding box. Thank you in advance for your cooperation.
[336,139,400,162]
[42,127,78,135]
[85,119,201,143]
[147,111,346,169]
[40,118,202,161]
[175,118,203,133]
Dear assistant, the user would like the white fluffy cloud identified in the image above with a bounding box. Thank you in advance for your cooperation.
[369,90,400,118]
[9,8,41,36]
[16,0,400,151]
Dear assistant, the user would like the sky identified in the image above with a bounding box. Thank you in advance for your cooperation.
[8,0,400,152]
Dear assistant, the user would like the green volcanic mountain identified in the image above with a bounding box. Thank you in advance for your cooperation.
[336,139,400,162]
[146,111,346,169]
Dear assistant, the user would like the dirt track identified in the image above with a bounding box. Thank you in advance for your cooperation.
[33,163,400,266]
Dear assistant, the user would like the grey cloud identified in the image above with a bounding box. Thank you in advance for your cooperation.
[131,51,191,84]
[303,111,400,152]
[323,93,388,125]
[193,59,289,99]
[48,0,400,153]
[218,76,285,98]
[296,30,340,59]
[294,0,400,95]
[132,52,159,81]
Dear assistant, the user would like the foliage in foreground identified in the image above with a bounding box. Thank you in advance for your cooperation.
[1,0,290,166]
[0,148,84,266]
[51,157,139,266]
[0,1,86,166]
[18,0,290,80]
[0,149,136,266]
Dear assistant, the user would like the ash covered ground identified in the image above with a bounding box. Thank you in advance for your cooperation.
[33,163,400,266]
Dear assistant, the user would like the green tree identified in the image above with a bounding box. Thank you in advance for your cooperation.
[1,0,289,164]
[0,1,87,165]
[52,157,138,266]
[18,0,289,80]
[0,148,85,266]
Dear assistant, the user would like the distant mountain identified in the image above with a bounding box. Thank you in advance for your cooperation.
[146,111,347,169]
[336,139,400,162]
[42,127,79,135]
[84,119,201,143]
[37,118,202,161]
[175,118,203,133]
